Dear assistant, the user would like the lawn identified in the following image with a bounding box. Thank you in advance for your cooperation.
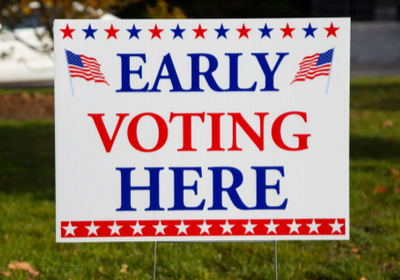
[1,78,400,279]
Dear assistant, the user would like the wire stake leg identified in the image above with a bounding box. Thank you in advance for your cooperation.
[274,241,278,280]
[153,241,157,280]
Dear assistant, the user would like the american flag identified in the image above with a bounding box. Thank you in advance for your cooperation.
[65,50,109,85]
[291,48,334,84]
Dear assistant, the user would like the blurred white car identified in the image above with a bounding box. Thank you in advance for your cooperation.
[0,13,118,88]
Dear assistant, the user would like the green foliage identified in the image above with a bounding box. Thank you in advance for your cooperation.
[0,0,184,55]
[1,78,400,278]
[0,88,53,95]
[151,0,311,18]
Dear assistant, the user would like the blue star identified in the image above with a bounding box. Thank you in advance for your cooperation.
[215,24,229,39]
[303,23,317,38]
[171,24,185,39]
[258,23,273,38]
[82,24,97,39]
[127,24,141,39]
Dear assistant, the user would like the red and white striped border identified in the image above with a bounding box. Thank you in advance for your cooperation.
[61,219,345,238]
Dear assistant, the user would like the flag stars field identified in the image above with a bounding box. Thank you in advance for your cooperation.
[60,24,75,39]
[59,22,340,40]
[82,24,97,39]
[236,23,251,39]
[215,24,229,39]
[127,24,141,39]
[303,23,317,38]
[149,24,163,39]
[325,22,340,37]
[259,23,273,38]
[193,24,207,39]
[131,221,145,235]
[280,23,295,38]
[61,219,346,238]
[85,221,100,236]
[171,24,185,39]
[104,24,119,39]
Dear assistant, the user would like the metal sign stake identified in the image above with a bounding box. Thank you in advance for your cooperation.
[153,241,157,280]
[151,241,278,280]
[275,241,278,280]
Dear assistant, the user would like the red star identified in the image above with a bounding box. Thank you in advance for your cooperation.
[105,24,119,39]
[280,23,295,38]
[60,24,75,39]
[325,22,339,37]
[149,24,163,39]
[236,24,251,39]
[193,24,207,39]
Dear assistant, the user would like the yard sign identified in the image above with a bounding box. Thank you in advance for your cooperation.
[55,18,350,242]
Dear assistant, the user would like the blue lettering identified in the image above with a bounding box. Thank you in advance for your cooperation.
[116,167,164,211]
[252,53,288,91]
[225,53,257,91]
[251,166,287,209]
[149,53,185,92]
[116,54,149,92]
[208,167,250,210]
[168,167,205,210]
[187,53,224,92]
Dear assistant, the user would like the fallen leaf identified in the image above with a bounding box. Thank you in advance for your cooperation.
[8,262,32,271]
[383,120,393,128]
[360,276,366,280]
[373,186,387,194]
[0,271,11,277]
[351,247,362,253]
[391,168,400,179]
[386,263,395,271]
[120,264,128,274]
[98,266,104,273]
[28,267,40,276]
[3,234,8,242]
[8,262,39,276]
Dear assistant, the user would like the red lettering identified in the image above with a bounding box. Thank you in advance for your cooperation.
[127,113,168,152]
[271,111,311,151]
[88,113,129,153]
[207,113,225,151]
[228,113,269,151]
[169,112,205,151]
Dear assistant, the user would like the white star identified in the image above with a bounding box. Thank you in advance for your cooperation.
[329,219,344,234]
[307,219,321,234]
[198,220,212,235]
[176,221,190,235]
[242,220,257,234]
[287,220,301,234]
[220,220,234,235]
[63,222,77,237]
[85,221,100,236]
[153,221,167,235]
[131,221,145,235]
[265,220,279,234]
[108,221,123,236]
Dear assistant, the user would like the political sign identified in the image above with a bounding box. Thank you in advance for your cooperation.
[55,18,350,242]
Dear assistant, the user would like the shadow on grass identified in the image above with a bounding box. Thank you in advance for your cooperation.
[350,135,400,160]
[0,121,55,201]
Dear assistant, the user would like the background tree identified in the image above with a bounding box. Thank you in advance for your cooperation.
[117,0,311,19]
[0,0,185,54]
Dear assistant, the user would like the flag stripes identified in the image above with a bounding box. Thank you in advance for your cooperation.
[291,48,333,84]
[65,50,109,85]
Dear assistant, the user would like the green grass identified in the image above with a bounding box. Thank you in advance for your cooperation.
[0,88,53,95]
[1,78,400,279]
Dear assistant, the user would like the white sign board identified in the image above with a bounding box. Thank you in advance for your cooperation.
[55,18,350,242]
